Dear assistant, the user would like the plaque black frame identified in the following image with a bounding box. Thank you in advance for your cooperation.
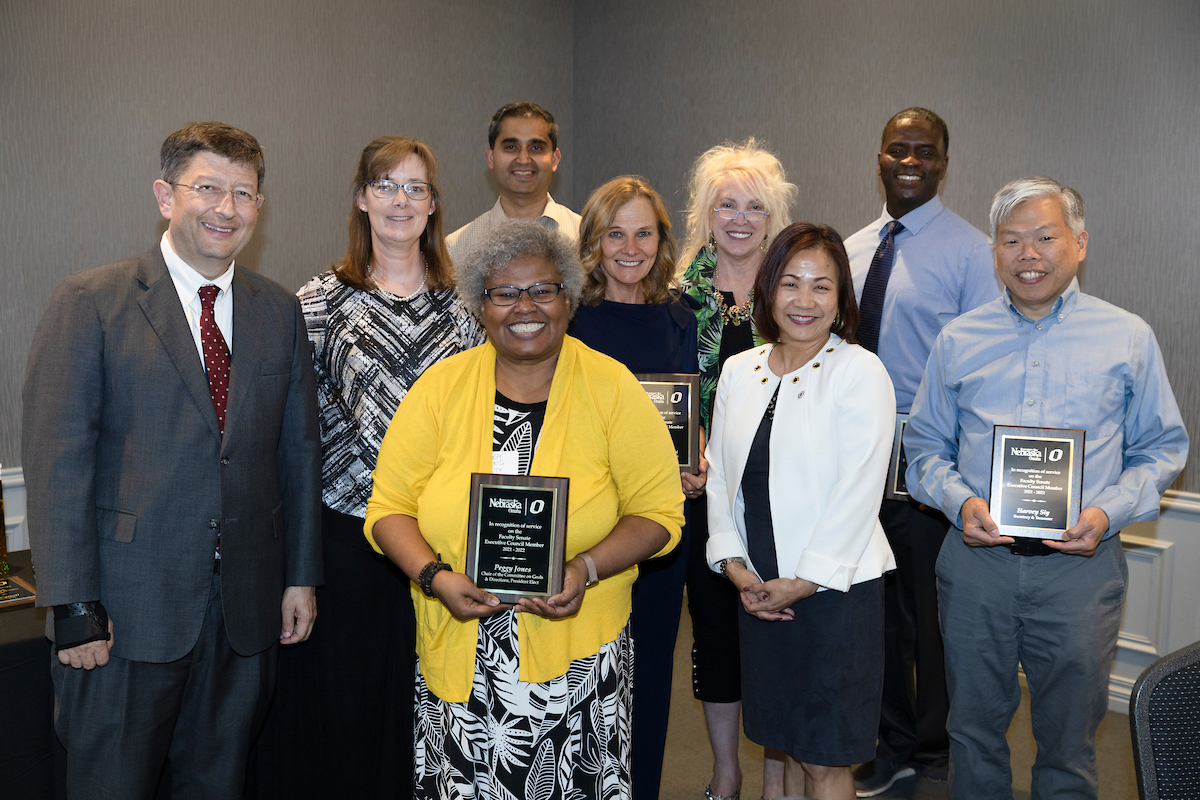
[635,373,702,473]
[466,473,569,603]
[989,426,1085,539]
[884,413,911,501]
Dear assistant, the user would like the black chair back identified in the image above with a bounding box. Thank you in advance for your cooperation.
[1130,640,1200,800]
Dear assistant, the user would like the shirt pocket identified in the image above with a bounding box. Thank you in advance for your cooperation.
[1064,374,1124,444]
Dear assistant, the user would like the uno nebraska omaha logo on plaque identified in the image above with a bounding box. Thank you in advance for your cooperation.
[989,426,1085,539]
[635,373,701,473]
[466,473,569,603]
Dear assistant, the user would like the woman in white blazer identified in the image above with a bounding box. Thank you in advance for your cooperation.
[706,222,896,800]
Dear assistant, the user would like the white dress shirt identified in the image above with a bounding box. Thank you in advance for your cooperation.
[160,232,234,362]
[446,195,581,264]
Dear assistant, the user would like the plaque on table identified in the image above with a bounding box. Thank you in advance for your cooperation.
[884,413,911,501]
[989,426,1085,539]
[0,573,36,609]
[635,373,702,473]
[0,467,9,578]
[466,473,569,603]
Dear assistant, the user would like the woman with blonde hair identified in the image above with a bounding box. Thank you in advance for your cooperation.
[570,175,701,800]
[678,139,797,800]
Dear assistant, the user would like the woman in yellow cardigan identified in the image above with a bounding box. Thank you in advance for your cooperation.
[365,219,685,800]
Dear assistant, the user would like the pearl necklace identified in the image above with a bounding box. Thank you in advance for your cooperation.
[372,260,428,300]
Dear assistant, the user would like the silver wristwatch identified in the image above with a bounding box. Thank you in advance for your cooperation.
[717,557,745,576]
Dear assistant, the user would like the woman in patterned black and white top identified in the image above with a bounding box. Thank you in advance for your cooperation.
[277,137,482,799]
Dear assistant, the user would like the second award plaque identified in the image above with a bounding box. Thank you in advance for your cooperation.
[466,473,569,603]
[635,373,702,473]
[989,426,1085,539]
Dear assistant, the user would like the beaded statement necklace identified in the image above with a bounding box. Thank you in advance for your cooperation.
[712,287,754,326]
[711,258,754,326]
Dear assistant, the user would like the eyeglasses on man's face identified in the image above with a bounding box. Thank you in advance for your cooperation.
[171,183,264,209]
[482,282,565,306]
[368,179,433,201]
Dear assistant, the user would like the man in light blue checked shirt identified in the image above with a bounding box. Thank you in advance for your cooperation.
[904,176,1188,800]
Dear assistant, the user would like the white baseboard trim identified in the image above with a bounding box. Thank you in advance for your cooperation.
[1161,488,1200,517]
[1109,674,1137,714]
[1,465,27,552]
[1110,488,1200,713]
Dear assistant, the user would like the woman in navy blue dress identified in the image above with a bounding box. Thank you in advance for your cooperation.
[570,175,702,800]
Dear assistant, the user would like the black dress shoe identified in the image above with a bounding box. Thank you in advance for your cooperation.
[853,758,916,797]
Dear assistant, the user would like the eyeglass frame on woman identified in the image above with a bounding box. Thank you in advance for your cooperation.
[170,183,265,209]
[481,282,565,306]
[712,207,769,222]
[368,179,434,201]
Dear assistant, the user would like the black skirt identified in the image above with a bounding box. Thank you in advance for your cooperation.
[249,505,416,799]
[737,388,885,766]
[738,578,884,765]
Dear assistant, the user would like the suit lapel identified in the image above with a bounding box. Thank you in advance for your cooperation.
[136,249,222,439]
[223,267,262,451]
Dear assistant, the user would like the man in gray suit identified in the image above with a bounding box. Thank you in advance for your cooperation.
[22,122,322,798]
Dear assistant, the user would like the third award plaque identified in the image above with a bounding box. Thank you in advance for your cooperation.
[635,373,702,473]
[884,413,911,501]
[989,426,1085,539]
[466,473,569,603]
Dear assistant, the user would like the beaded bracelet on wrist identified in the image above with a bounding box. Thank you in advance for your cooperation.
[418,556,452,597]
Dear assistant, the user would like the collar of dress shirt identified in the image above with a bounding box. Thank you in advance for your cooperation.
[886,194,945,238]
[541,194,569,227]
[490,194,567,231]
[1003,277,1081,326]
[160,231,235,306]
[865,195,946,240]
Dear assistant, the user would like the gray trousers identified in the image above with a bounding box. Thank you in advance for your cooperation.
[52,573,277,800]
[936,532,1126,800]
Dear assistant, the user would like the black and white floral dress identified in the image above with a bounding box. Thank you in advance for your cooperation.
[412,392,635,800]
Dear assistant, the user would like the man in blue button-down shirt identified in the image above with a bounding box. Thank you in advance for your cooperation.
[845,108,1000,799]
[905,176,1188,800]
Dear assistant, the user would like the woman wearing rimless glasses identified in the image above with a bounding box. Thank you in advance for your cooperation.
[272,137,482,799]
